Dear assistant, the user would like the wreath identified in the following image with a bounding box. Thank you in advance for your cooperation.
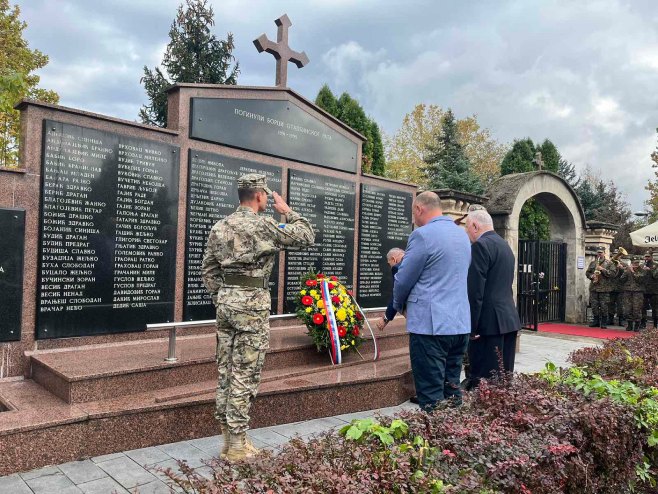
[294,271,366,362]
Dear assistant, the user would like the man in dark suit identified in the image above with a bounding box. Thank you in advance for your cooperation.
[465,208,521,389]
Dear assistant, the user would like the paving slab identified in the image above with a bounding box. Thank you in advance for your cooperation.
[95,456,158,490]
[77,477,130,494]
[0,473,33,494]
[125,447,172,468]
[20,466,62,481]
[156,442,211,469]
[57,460,107,485]
[24,472,81,494]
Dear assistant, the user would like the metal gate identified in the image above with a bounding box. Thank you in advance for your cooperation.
[517,240,567,331]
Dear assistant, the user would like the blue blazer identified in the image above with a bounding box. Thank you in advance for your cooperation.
[393,216,471,336]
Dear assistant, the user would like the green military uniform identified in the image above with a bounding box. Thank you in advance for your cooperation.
[201,174,314,445]
[641,254,657,329]
[607,249,623,326]
[620,257,646,331]
[585,247,617,328]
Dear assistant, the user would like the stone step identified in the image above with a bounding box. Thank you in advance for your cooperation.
[30,318,408,404]
[0,351,413,475]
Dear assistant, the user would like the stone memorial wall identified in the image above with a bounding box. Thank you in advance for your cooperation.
[0,208,25,343]
[0,85,415,376]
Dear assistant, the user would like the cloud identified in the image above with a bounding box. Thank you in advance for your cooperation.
[13,0,658,210]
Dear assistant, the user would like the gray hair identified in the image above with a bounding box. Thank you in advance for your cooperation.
[386,247,405,260]
[468,209,494,227]
[414,191,442,210]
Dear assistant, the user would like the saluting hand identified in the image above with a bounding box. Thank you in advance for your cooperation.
[272,191,292,215]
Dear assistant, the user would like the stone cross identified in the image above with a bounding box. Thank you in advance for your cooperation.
[253,14,310,87]
[533,151,544,171]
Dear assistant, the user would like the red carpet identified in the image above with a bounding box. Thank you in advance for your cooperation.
[537,323,634,340]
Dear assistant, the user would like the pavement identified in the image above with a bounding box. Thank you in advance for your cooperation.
[0,330,599,494]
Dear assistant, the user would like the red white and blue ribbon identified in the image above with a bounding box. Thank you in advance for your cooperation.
[349,296,380,361]
[321,279,341,365]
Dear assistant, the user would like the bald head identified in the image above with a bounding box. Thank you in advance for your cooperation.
[412,191,443,227]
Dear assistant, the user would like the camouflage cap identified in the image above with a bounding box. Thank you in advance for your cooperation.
[596,246,605,253]
[237,173,272,195]
[632,256,641,263]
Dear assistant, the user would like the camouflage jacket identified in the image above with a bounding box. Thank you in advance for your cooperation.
[619,266,646,293]
[643,262,658,294]
[586,259,617,293]
[201,206,315,311]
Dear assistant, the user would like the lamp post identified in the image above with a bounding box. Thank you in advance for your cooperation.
[635,211,651,225]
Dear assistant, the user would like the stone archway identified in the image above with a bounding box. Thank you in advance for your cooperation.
[486,171,587,323]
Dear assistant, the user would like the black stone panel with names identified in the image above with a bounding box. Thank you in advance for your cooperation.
[284,170,356,313]
[190,98,358,173]
[37,120,180,339]
[0,208,25,342]
[184,149,282,320]
[357,184,413,308]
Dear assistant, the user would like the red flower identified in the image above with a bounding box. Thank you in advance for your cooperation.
[337,326,347,337]
[312,313,324,325]
[317,273,325,278]
[442,449,456,458]
[331,296,340,304]
[330,275,338,281]
[301,295,314,306]
[353,328,360,336]
[355,312,363,320]
[328,283,336,290]
[305,279,317,287]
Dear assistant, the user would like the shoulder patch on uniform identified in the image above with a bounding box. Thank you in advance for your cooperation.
[278,223,286,229]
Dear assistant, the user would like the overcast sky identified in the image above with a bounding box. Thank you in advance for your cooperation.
[14,0,658,211]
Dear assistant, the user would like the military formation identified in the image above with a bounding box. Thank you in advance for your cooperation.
[586,246,658,331]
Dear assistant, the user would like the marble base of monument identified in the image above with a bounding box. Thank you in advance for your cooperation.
[0,313,413,475]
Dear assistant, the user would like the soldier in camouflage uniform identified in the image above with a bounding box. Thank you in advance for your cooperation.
[607,249,623,326]
[586,246,617,328]
[640,252,656,329]
[202,173,315,461]
[620,257,646,332]
[642,252,658,329]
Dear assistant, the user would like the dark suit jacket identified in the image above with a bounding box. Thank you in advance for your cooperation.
[468,230,521,336]
[385,263,400,321]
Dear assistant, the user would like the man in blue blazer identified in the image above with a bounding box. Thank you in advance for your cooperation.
[393,192,472,411]
[465,208,521,389]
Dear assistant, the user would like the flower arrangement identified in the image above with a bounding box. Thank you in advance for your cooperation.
[295,271,366,356]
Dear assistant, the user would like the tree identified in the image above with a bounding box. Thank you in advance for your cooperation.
[558,159,580,189]
[500,138,549,240]
[423,109,484,194]
[139,0,239,127]
[646,128,658,222]
[0,0,58,168]
[314,86,386,176]
[536,139,561,172]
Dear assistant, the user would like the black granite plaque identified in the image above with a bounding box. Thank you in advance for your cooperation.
[37,120,180,339]
[190,98,358,173]
[357,184,413,308]
[184,150,282,320]
[284,170,356,313]
[0,208,25,342]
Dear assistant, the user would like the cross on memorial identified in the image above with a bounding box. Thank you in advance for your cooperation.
[253,14,309,87]
[533,151,544,171]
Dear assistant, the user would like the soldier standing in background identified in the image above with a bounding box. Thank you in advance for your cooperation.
[607,248,623,327]
[642,251,658,329]
[202,173,315,461]
[586,246,617,328]
[620,256,646,332]
[640,252,656,329]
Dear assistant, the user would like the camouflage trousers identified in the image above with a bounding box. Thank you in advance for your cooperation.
[589,292,609,319]
[642,294,658,322]
[622,292,644,322]
[214,305,270,434]
[608,292,622,320]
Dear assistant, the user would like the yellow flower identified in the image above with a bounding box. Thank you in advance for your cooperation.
[348,309,354,316]
[330,289,337,295]
[341,345,348,350]
[314,295,321,301]
[351,340,355,345]
[300,290,307,295]
[321,309,326,315]
[336,308,347,321]
[317,300,324,309]
[305,307,312,313]
[309,289,318,297]
[350,317,356,324]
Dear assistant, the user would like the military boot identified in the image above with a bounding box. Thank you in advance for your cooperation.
[626,321,634,331]
[653,318,657,329]
[589,317,600,328]
[640,319,647,330]
[219,424,229,458]
[600,319,607,329]
[225,432,260,461]
[634,321,641,332]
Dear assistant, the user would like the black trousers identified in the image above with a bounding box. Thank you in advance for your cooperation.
[409,332,469,412]
[467,331,518,389]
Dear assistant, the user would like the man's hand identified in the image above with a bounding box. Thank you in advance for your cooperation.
[272,191,292,215]
[469,333,480,341]
[376,317,388,331]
